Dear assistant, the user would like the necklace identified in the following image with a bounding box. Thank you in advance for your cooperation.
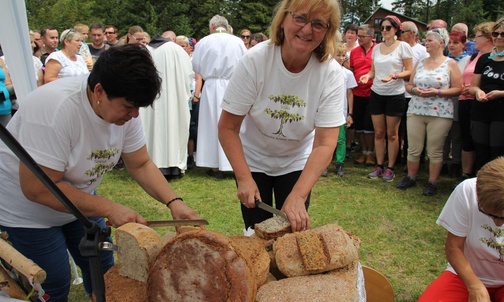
[489,47,504,59]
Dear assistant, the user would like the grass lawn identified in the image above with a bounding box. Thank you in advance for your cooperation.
[69,156,459,302]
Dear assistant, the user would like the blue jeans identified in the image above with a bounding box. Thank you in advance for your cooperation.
[0,217,114,302]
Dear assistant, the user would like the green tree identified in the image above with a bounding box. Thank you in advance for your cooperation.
[264,95,306,137]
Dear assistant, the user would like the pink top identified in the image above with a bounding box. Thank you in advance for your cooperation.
[459,52,483,101]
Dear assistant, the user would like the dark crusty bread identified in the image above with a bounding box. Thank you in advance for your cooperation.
[255,261,359,302]
[103,264,147,302]
[147,229,256,302]
[254,216,291,240]
[274,224,360,277]
[116,223,164,283]
[230,236,270,287]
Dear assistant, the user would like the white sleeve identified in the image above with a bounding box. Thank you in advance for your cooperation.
[436,179,475,237]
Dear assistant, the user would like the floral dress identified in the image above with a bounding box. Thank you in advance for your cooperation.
[407,58,453,119]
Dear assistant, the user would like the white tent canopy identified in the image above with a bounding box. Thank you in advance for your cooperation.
[0,0,38,102]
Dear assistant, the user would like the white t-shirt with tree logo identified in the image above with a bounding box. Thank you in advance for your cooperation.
[223,42,345,176]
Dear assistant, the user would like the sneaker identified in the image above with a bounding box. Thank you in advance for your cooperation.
[423,182,438,196]
[322,169,328,177]
[368,167,383,179]
[382,168,395,182]
[396,176,416,190]
[336,164,345,177]
[354,154,366,164]
[365,154,376,166]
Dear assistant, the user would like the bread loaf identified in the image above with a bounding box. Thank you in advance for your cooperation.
[230,236,270,287]
[254,216,291,240]
[116,222,163,283]
[256,261,359,302]
[148,229,256,302]
[274,224,360,277]
[103,265,147,302]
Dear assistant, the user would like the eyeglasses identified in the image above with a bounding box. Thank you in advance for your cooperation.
[381,25,392,31]
[357,35,371,39]
[491,31,504,38]
[240,35,250,39]
[133,36,145,41]
[478,206,504,221]
[401,30,412,34]
[288,11,330,33]
[105,31,116,35]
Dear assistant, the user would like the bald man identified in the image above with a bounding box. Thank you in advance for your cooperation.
[452,22,476,55]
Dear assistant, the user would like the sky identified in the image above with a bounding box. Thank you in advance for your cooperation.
[380,0,393,9]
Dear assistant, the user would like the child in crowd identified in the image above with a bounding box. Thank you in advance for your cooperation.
[323,43,357,176]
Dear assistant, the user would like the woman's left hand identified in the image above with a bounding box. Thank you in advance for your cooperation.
[381,75,394,82]
[485,90,503,101]
[168,199,201,220]
[346,116,353,127]
[282,194,310,232]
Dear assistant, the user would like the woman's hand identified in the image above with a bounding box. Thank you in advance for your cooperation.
[106,203,147,227]
[282,194,310,232]
[475,89,488,102]
[346,115,353,127]
[467,281,492,302]
[236,176,260,208]
[381,75,394,82]
[485,90,503,101]
[359,74,370,84]
[168,199,200,220]
[461,84,471,97]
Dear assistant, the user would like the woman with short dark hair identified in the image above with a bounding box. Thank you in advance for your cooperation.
[0,44,200,301]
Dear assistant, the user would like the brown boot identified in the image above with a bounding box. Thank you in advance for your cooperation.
[366,154,376,166]
[354,154,366,164]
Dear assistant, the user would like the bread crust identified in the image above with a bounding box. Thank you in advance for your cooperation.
[104,265,147,302]
[148,229,256,302]
[256,261,359,302]
[116,222,163,283]
[230,236,270,287]
[274,224,360,277]
[254,216,291,240]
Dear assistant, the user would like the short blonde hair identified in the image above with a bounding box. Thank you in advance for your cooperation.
[334,42,346,56]
[74,23,89,34]
[269,0,341,62]
[175,35,189,45]
[476,157,504,214]
[473,22,496,40]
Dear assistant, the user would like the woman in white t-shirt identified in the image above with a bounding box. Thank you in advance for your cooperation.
[44,28,89,84]
[418,157,504,301]
[219,0,345,232]
[0,45,199,301]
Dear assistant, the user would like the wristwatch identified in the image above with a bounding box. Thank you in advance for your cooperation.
[348,112,353,117]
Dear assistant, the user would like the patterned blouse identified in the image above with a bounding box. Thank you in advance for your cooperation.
[407,58,453,119]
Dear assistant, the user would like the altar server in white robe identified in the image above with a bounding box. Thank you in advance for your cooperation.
[192,15,247,175]
[141,35,193,178]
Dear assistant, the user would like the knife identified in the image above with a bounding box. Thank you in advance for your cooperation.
[105,219,208,228]
[254,198,288,220]
[147,219,208,227]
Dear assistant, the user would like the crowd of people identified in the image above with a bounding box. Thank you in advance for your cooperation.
[0,1,503,300]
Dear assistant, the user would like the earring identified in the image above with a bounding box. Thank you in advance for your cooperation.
[97,100,100,105]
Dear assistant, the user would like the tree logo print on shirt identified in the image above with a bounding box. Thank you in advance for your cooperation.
[85,148,120,182]
[264,94,306,137]
[480,224,504,262]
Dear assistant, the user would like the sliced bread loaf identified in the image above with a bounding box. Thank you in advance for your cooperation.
[253,216,291,240]
[274,224,360,277]
[103,264,147,302]
[230,236,270,287]
[116,222,164,283]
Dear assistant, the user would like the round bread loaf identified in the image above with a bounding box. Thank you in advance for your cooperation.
[103,265,147,302]
[148,229,256,302]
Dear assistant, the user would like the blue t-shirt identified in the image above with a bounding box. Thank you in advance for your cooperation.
[0,66,12,116]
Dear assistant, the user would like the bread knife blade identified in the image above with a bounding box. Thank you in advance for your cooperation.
[146,219,208,227]
[254,198,288,220]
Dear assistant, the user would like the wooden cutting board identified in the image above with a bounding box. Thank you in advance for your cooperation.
[363,265,394,302]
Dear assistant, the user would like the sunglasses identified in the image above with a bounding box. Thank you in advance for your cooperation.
[479,206,504,221]
[240,35,250,39]
[491,31,504,38]
[381,25,393,32]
